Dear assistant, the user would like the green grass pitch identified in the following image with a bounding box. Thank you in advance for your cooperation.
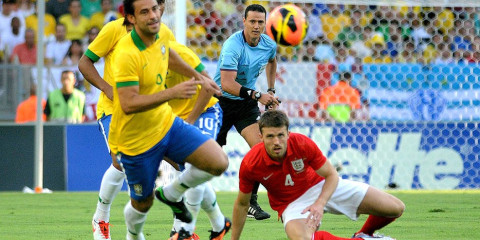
[1,190,479,239]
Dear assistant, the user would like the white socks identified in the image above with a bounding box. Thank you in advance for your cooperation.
[201,183,225,232]
[124,201,147,240]
[163,165,214,202]
[180,183,206,233]
[94,164,125,222]
[174,182,225,234]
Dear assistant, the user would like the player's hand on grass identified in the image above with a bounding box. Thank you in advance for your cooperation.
[302,203,325,230]
[171,78,199,99]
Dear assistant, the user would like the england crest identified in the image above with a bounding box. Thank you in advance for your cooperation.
[291,159,304,172]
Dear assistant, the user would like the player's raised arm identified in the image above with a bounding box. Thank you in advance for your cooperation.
[231,191,252,240]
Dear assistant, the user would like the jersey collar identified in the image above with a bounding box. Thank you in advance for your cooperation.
[131,28,159,51]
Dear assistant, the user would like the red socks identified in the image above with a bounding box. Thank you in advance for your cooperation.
[357,215,397,236]
[312,231,362,240]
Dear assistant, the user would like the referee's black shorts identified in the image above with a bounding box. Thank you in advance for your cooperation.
[216,96,261,146]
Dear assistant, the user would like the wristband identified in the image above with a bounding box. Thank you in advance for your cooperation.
[240,86,254,99]
[267,88,276,94]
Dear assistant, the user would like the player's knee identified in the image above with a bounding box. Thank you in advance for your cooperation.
[131,195,154,213]
[210,151,229,176]
[393,200,406,217]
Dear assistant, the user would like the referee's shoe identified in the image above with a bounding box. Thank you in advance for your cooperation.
[247,194,270,220]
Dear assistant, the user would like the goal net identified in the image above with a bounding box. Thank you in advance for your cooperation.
[160,0,480,190]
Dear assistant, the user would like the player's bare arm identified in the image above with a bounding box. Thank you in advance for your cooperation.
[79,55,114,100]
[117,79,199,114]
[231,191,252,240]
[169,49,221,96]
[185,71,214,124]
[266,57,277,94]
[302,161,339,230]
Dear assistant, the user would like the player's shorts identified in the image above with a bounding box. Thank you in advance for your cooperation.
[178,103,223,172]
[216,96,261,146]
[97,114,112,153]
[281,178,369,227]
[193,103,223,140]
[118,117,210,201]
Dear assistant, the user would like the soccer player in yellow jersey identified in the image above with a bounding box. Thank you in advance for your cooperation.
[110,0,227,239]
[79,17,132,240]
[78,11,174,240]
[166,41,231,240]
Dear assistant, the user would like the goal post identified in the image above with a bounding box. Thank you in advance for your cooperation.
[161,0,480,190]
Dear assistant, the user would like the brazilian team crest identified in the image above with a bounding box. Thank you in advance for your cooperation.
[161,45,166,55]
[291,159,304,172]
[133,184,143,196]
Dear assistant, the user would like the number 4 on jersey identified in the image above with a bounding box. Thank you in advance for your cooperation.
[285,174,294,186]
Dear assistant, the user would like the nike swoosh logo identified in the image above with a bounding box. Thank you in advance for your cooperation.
[263,173,273,180]
[201,130,212,136]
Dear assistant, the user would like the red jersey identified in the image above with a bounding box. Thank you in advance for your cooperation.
[239,133,327,217]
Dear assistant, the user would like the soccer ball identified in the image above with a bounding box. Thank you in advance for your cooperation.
[266,4,309,46]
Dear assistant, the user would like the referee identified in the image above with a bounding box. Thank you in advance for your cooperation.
[214,4,280,220]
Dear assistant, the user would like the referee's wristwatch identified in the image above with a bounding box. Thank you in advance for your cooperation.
[267,88,276,94]
[254,91,262,101]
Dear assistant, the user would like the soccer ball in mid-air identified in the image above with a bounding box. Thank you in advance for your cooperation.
[266,4,309,46]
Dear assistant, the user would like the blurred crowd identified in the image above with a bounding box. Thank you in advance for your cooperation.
[187,1,480,64]
[0,0,120,65]
[3,0,480,123]
[2,0,480,64]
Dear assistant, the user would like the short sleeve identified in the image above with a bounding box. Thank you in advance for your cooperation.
[238,159,255,194]
[114,48,139,87]
[269,43,277,61]
[219,41,240,71]
[85,20,121,62]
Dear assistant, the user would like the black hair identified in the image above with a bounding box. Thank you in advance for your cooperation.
[123,0,164,25]
[244,4,266,19]
[258,110,289,133]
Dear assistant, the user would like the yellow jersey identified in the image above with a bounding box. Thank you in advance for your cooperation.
[109,26,175,156]
[167,41,218,120]
[85,18,175,120]
[85,18,128,120]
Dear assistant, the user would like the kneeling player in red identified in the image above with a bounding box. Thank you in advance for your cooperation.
[231,110,404,240]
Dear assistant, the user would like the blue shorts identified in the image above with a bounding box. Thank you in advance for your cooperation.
[178,103,223,171]
[118,117,210,201]
[193,103,223,141]
[98,114,112,153]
